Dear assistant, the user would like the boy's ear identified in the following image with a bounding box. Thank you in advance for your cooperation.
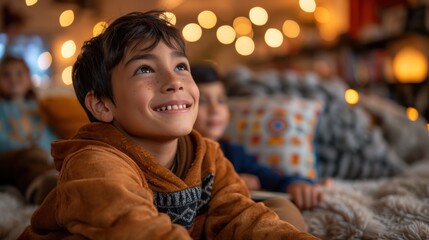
[85,91,114,123]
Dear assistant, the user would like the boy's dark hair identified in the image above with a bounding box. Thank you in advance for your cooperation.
[0,55,36,100]
[72,10,187,122]
[191,64,221,85]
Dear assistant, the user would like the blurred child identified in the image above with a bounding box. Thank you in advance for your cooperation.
[0,55,58,204]
[192,63,327,210]
[19,11,318,239]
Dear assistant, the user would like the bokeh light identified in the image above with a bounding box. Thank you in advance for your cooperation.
[62,66,73,85]
[345,88,359,105]
[25,0,38,6]
[235,36,254,56]
[393,47,428,83]
[163,11,177,25]
[406,107,419,121]
[249,7,268,26]
[299,0,317,13]
[198,10,217,29]
[59,10,74,27]
[315,7,331,24]
[182,23,202,42]
[37,52,52,70]
[93,21,108,37]
[233,17,252,36]
[282,20,300,38]
[265,28,283,48]
[61,40,76,58]
[217,25,236,44]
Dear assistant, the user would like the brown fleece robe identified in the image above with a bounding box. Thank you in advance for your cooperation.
[19,123,318,240]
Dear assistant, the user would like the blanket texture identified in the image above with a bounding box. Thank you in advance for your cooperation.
[303,160,429,240]
[1,160,428,239]
[0,187,35,240]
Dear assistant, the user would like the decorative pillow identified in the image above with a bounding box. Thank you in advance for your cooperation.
[39,96,89,139]
[223,95,323,180]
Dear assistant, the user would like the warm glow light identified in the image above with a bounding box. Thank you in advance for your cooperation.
[393,47,428,83]
[198,10,217,29]
[235,36,254,56]
[217,25,236,44]
[62,66,73,85]
[163,11,177,25]
[249,7,268,26]
[426,123,429,132]
[182,23,202,42]
[299,0,316,13]
[233,17,252,36]
[406,107,419,121]
[93,21,108,37]
[315,7,331,24]
[345,88,359,105]
[61,40,76,58]
[26,0,38,6]
[59,10,74,27]
[319,25,337,42]
[265,28,283,48]
[37,52,52,70]
[282,20,300,38]
[158,0,184,10]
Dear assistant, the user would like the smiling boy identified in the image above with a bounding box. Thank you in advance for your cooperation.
[19,11,318,240]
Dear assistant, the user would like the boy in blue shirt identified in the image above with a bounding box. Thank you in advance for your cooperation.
[0,55,58,204]
[192,63,328,210]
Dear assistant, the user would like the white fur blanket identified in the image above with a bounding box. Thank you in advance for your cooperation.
[1,161,428,240]
[0,189,35,240]
[303,160,429,240]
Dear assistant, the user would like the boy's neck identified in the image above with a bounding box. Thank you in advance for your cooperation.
[134,137,178,169]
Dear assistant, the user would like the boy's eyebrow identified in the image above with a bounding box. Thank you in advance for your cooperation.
[125,50,187,67]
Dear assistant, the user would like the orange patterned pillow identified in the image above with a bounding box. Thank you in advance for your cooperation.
[39,96,89,139]
[223,95,322,180]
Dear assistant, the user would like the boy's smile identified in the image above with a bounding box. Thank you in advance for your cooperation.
[102,41,199,144]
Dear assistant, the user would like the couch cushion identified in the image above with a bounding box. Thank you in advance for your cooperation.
[39,96,89,139]
[223,95,322,180]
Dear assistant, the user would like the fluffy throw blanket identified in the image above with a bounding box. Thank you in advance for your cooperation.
[1,161,428,239]
[304,160,429,240]
[0,187,35,240]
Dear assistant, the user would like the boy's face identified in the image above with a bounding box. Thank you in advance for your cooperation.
[0,61,31,99]
[103,41,199,142]
[194,82,230,141]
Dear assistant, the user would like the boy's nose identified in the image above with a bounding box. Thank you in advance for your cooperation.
[208,102,220,113]
[161,73,184,93]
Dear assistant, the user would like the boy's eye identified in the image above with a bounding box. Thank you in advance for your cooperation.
[218,96,228,105]
[135,65,153,75]
[176,63,188,71]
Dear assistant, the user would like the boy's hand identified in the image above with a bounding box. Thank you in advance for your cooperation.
[287,181,322,210]
[239,173,261,190]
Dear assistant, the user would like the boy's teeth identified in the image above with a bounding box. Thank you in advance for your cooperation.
[156,104,187,112]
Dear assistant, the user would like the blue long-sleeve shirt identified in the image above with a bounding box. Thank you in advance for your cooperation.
[0,99,58,156]
[219,140,314,192]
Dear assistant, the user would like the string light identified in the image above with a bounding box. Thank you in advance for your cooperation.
[25,0,38,6]
[61,40,76,58]
[198,10,217,29]
[249,7,268,26]
[235,36,254,56]
[182,23,202,42]
[37,52,52,70]
[61,66,73,85]
[216,25,236,44]
[59,10,74,27]
[345,89,359,105]
[406,107,419,121]
[265,28,283,48]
